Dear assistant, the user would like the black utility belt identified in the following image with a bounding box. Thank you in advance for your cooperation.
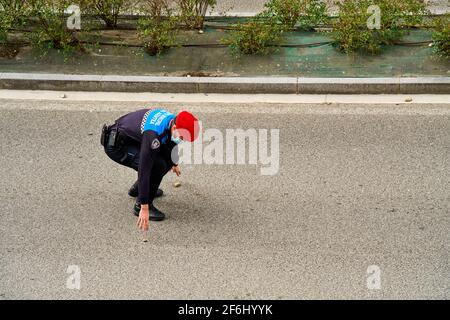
[101,124,124,148]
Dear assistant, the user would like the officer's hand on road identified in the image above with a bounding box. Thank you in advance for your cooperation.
[172,165,181,177]
[137,205,149,231]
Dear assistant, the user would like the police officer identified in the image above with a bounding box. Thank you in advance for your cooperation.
[101,108,199,232]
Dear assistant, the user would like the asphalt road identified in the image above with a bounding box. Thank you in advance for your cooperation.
[0,99,449,299]
[212,0,449,14]
[131,0,450,15]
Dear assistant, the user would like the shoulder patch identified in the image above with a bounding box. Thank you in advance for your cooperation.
[151,138,160,150]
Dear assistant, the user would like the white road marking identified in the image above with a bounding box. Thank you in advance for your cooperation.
[0,89,449,104]
[0,90,449,115]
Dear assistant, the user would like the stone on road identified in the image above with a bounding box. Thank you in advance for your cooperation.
[0,100,449,299]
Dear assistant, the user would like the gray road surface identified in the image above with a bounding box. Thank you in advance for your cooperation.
[131,0,449,15]
[0,99,449,299]
[212,0,449,15]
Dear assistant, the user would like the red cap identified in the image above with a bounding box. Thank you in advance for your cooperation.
[175,111,200,142]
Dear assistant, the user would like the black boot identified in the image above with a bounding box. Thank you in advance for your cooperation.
[133,202,166,221]
[128,181,163,198]
[128,181,139,197]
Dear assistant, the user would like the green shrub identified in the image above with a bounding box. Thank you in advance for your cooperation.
[138,1,178,56]
[138,0,172,20]
[222,14,284,55]
[263,0,304,29]
[396,0,429,26]
[431,14,450,58]
[0,11,13,44]
[331,0,428,54]
[0,0,28,43]
[28,0,83,54]
[83,0,127,28]
[298,0,329,30]
[263,0,329,30]
[176,0,216,29]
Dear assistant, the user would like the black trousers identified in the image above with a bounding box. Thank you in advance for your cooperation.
[104,136,172,204]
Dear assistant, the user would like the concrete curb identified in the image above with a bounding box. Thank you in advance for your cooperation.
[0,73,449,94]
